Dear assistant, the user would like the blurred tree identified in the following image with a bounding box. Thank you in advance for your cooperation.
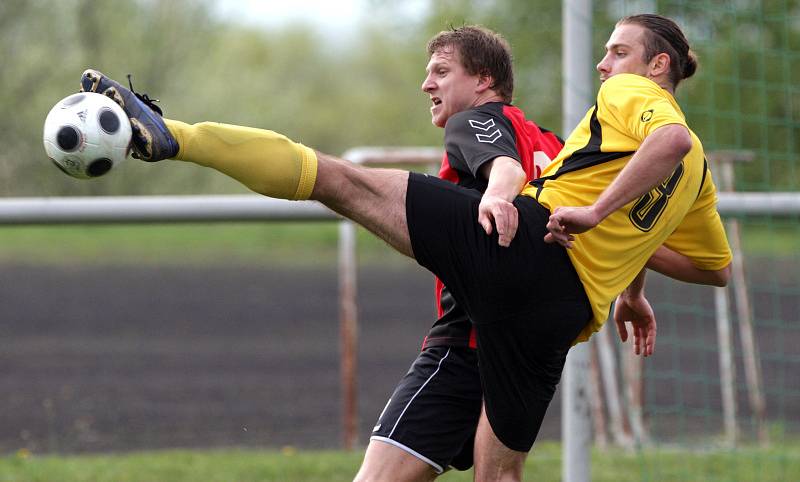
[0,0,442,196]
[1,0,796,196]
[0,0,228,196]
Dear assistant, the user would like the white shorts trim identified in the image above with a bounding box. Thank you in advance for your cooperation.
[387,347,451,438]
[370,435,444,474]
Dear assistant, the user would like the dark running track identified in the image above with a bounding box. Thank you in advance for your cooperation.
[0,259,797,454]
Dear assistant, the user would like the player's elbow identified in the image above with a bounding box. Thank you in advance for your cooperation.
[480,156,524,180]
[710,264,732,287]
[662,124,693,159]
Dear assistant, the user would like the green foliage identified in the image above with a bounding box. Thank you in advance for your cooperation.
[2,0,571,197]
[1,0,443,197]
[3,0,799,195]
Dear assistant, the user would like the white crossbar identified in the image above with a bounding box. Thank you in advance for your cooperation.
[0,195,336,224]
[0,192,795,225]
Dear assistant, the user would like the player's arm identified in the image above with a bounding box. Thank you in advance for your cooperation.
[546,123,692,247]
[614,268,657,357]
[477,157,527,247]
[647,245,731,286]
[443,109,527,247]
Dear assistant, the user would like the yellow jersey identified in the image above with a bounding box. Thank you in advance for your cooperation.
[521,73,732,343]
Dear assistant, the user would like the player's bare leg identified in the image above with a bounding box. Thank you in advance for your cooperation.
[472,405,526,482]
[164,120,414,258]
[354,439,438,482]
[311,152,413,258]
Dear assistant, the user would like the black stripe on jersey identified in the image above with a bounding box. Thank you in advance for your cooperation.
[696,157,708,200]
[530,104,634,198]
[577,104,603,154]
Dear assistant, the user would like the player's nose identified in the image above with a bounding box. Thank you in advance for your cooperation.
[596,55,610,74]
[421,74,435,93]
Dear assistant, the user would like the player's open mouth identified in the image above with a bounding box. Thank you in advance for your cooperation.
[431,97,442,106]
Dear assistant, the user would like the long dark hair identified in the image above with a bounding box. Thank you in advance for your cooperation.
[619,14,698,89]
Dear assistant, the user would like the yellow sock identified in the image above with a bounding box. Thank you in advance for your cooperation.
[164,119,318,200]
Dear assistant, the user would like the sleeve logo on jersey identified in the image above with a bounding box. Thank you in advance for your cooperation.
[640,109,654,122]
[468,118,502,144]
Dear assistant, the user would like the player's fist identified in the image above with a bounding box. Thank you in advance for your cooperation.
[543,205,601,248]
[478,194,518,247]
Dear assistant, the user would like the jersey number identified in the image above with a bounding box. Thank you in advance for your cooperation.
[629,162,684,232]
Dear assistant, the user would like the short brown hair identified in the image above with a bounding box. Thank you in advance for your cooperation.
[427,26,514,103]
[618,14,698,89]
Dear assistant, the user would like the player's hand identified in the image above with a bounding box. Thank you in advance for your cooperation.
[613,293,657,357]
[478,194,518,247]
[543,205,601,248]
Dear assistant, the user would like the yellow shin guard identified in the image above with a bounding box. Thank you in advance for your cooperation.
[164,119,318,200]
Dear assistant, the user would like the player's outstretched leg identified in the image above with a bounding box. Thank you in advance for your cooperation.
[79,68,321,201]
[77,69,414,256]
[80,69,179,161]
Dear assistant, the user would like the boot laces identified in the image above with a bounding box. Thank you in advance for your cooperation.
[127,74,164,116]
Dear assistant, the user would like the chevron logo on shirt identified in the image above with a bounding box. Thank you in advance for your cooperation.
[469,118,502,143]
[475,129,501,143]
[469,118,495,131]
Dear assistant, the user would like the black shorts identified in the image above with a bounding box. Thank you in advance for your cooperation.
[370,346,482,473]
[405,172,592,451]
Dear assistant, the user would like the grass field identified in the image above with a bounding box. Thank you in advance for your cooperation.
[0,218,794,267]
[1,442,798,482]
[0,223,394,267]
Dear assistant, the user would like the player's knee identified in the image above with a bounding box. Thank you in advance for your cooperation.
[353,440,438,482]
[353,464,433,482]
[311,152,361,202]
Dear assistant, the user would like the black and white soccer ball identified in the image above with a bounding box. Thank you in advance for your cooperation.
[43,92,132,179]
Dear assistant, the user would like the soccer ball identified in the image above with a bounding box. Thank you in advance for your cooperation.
[43,92,132,179]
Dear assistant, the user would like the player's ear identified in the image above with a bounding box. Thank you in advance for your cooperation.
[649,52,671,78]
[476,69,494,93]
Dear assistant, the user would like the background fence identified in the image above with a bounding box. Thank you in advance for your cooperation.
[0,177,797,482]
[583,1,800,480]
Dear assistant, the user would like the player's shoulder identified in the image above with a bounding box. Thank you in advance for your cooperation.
[444,102,506,132]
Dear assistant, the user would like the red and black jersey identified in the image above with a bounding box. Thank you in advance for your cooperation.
[422,102,564,350]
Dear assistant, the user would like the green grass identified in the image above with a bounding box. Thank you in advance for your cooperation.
[737,217,800,256]
[0,223,409,268]
[1,442,798,482]
[0,219,795,268]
